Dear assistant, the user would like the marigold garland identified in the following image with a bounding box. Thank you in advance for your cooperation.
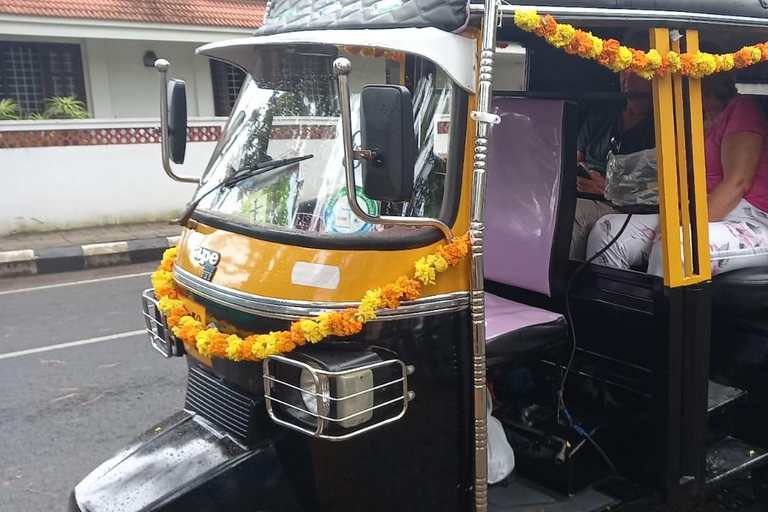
[152,234,470,363]
[514,9,766,80]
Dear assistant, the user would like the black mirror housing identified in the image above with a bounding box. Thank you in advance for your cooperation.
[168,79,187,165]
[360,85,415,203]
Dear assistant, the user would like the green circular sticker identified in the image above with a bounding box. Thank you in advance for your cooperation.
[324,186,379,234]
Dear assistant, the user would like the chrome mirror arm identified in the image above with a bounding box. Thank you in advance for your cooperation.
[333,57,454,243]
[154,59,199,184]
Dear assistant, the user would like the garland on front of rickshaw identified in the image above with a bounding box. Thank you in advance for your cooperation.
[514,9,768,80]
[151,234,470,362]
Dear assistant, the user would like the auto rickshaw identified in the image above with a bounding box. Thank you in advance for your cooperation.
[69,0,768,510]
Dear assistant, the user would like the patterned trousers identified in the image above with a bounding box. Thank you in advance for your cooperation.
[586,199,768,277]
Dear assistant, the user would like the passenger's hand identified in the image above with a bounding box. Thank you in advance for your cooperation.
[577,170,607,195]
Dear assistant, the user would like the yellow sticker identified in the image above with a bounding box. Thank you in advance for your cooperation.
[180,296,206,326]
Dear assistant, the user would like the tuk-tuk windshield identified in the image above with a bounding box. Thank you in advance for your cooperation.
[194,47,456,238]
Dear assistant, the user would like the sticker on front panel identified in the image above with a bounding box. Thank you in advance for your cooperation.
[324,186,378,235]
[291,262,341,290]
[179,296,206,326]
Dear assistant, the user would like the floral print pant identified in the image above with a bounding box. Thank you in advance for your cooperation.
[586,199,768,277]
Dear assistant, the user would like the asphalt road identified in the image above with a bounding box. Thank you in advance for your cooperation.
[0,263,188,512]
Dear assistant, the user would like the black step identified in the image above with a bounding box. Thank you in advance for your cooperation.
[707,381,748,443]
[706,436,768,488]
[708,380,747,414]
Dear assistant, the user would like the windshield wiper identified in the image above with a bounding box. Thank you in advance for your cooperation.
[176,154,314,227]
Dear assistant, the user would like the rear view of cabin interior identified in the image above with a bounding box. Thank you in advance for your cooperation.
[482,21,768,510]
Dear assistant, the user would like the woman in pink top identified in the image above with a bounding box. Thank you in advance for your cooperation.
[586,72,768,276]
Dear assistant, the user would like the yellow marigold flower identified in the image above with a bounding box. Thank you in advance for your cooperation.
[546,24,576,49]
[690,52,717,79]
[226,336,243,361]
[514,9,542,32]
[316,312,334,337]
[607,46,633,72]
[163,247,178,260]
[196,328,217,356]
[646,49,662,69]
[358,288,383,322]
[668,51,682,73]
[434,255,449,273]
[720,54,735,72]
[637,70,655,81]
[158,297,184,316]
[414,256,437,285]
[300,320,325,343]
[588,36,603,60]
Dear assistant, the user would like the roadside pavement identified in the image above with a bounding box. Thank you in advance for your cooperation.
[0,222,182,278]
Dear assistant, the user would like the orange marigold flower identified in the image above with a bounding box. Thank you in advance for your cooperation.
[756,44,768,61]
[393,276,422,301]
[628,49,649,73]
[596,39,620,66]
[564,31,592,57]
[439,233,470,266]
[656,56,672,77]
[679,53,697,76]
[324,309,363,337]
[534,14,558,38]
[734,48,754,69]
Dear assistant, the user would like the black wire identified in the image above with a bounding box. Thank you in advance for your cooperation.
[557,212,635,476]
[561,213,634,395]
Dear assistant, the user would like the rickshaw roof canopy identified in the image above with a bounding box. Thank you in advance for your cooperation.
[256,0,768,37]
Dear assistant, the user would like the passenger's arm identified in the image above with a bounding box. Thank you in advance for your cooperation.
[708,131,763,221]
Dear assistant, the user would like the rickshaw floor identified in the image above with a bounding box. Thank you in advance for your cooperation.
[488,476,618,511]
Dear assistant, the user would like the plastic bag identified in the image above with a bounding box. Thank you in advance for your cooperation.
[487,389,515,484]
[604,148,659,207]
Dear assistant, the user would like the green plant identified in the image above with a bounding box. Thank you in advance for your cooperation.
[0,98,19,120]
[26,112,47,121]
[43,96,89,119]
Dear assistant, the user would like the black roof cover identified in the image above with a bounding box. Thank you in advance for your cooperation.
[471,0,768,20]
[256,0,470,36]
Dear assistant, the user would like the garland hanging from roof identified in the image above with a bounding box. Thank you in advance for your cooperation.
[514,9,768,80]
[152,234,470,363]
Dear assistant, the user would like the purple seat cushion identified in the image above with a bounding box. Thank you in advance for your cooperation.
[485,292,568,364]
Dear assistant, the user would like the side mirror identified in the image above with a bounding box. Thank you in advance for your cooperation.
[360,85,415,202]
[167,79,187,164]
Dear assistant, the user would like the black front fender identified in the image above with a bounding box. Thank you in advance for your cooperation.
[69,411,304,512]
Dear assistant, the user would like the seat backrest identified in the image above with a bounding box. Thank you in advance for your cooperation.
[484,98,577,297]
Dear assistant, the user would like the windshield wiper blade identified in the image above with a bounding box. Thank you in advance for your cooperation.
[176,154,314,227]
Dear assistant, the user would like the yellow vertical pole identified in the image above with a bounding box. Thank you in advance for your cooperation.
[671,39,694,278]
[651,28,684,287]
[685,30,713,281]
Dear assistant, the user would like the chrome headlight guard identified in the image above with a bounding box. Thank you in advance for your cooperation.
[263,354,415,441]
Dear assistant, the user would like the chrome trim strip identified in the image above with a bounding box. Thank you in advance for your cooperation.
[471,4,768,28]
[173,266,469,321]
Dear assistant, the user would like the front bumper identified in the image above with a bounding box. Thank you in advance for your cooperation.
[69,410,302,512]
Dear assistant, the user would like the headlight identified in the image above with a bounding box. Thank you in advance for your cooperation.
[264,349,414,440]
[300,367,330,416]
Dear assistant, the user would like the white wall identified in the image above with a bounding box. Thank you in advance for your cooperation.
[85,39,215,118]
[0,120,220,236]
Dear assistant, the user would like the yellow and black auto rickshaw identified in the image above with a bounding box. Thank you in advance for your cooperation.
[70,0,768,510]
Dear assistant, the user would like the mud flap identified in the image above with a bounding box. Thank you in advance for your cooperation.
[69,410,303,512]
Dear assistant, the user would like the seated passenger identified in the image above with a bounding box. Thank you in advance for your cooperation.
[586,72,768,276]
[570,32,656,260]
